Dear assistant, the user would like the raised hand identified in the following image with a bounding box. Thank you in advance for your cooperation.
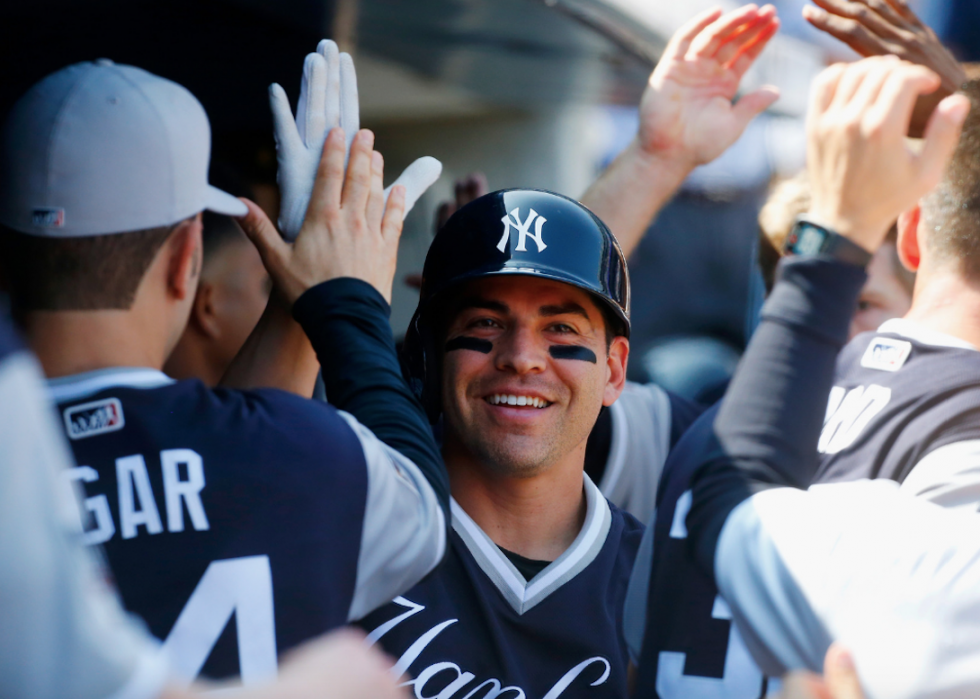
[638,4,781,170]
[803,0,967,138]
[580,4,781,258]
[239,127,406,305]
[806,56,970,251]
[270,40,441,241]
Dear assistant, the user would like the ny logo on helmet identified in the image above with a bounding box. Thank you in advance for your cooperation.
[497,208,548,253]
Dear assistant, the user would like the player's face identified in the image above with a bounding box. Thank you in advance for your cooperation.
[849,243,913,339]
[440,276,628,479]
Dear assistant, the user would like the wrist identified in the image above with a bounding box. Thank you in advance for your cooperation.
[803,207,891,254]
[786,216,875,266]
[626,139,696,185]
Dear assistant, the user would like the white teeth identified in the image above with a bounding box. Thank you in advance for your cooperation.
[487,394,549,408]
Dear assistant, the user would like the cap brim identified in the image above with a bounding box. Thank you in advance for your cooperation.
[204,185,248,217]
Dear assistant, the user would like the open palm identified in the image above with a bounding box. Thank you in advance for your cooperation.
[639,5,781,169]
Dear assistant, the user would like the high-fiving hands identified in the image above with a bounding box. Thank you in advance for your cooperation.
[803,0,967,138]
[805,56,970,252]
[270,40,442,241]
[238,127,406,305]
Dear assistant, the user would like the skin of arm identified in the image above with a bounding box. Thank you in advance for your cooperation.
[803,0,967,138]
[580,4,781,258]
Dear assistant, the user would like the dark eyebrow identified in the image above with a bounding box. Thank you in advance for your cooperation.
[455,297,510,314]
[539,303,592,322]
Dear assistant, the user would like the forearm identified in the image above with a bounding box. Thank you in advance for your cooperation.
[687,255,867,575]
[580,141,691,258]
[292,278,450,514]
[219,294,320,397]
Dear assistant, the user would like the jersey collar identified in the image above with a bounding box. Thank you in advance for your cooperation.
[450,474,612,615]
[877,318,979,352]
[47,367,174,403]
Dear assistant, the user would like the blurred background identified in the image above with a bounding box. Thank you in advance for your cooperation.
[3,0,978,399]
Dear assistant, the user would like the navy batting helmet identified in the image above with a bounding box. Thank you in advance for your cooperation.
[402,188,630,421]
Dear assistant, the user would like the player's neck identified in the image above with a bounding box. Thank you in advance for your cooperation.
[445,441,589,562]
[904,266,980,349]
[24,308,174,379]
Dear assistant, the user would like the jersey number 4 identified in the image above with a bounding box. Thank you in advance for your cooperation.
[162,555,278,684]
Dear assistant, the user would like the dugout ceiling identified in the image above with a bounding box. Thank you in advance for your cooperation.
[0,0,655,128]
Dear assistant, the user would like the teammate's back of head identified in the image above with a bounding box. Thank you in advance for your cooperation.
[919,80,980,279]
[0,61,244,315]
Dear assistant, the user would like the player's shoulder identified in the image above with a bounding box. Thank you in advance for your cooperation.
[616,380,705,449]
[52,371,367,474]
[841,322,980,381]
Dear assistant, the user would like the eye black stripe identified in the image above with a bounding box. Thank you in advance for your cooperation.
[549,346,597,363]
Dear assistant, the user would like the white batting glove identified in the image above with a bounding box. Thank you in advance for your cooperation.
[270,40,442,241]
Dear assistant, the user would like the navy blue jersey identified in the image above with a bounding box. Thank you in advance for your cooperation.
[358,477,643,699]
[816,320,980,506]
[627,405,772,699]
[53,373,368,680]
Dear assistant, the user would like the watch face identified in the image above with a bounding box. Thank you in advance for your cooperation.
[792,224,826,255]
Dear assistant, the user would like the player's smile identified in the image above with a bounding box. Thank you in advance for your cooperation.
[439,276,626,478]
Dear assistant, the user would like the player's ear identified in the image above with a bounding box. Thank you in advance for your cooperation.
[167,215,204,302]
[189,280,221,339]
[897,205,922,272]
[603,336,628,407]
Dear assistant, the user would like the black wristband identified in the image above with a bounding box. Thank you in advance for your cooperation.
[784,216,874,268]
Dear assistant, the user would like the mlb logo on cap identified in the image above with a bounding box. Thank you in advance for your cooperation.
[32,208,65,228]
[0,59,246,238]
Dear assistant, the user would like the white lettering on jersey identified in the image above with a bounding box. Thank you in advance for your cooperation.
[161,449,210,533]
[64,466,116,545]
[368,596,607,698]
[497,208,548,253]
[117,454,163,539]
[819,385,892,454]
[162,555,277,684]
[658,491,766,698]
[70,450,210,543]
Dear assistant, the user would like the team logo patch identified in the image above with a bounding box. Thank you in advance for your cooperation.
[860,337,912,372]
[64,398,125,440]
[497,207,547,253]
[32,208,65,228]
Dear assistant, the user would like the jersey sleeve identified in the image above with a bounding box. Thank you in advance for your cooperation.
[339,411,446,621]
[292,278,450,516]
[599,381,674,522]
[0,347,168,699]
[716,479,980,698]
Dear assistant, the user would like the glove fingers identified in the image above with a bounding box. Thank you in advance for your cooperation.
[301,53,329,148]
[319,39,342,131]
[269,83,302,159]
[339,52,360,167]
[385,156,443,216]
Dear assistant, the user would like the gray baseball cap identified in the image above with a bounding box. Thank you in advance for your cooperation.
[0,60,247,237]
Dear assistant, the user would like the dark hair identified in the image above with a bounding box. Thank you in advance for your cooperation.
[201,162,253,266]
[0,222,179,311]
[921,80,980,279]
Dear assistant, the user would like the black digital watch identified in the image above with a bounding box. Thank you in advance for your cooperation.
[783,216,873,267]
